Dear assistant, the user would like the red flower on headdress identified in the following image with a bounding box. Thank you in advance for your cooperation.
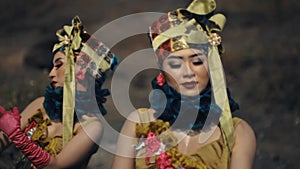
[157,73,166,86]
[145,132,161,165]
[76,70,85,80]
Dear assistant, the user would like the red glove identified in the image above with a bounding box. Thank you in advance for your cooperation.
[0,106,20,136]
[0,106,51,168]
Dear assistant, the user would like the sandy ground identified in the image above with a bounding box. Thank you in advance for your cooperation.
[0,0,299,168]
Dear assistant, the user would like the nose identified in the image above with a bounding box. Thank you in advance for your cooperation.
[48,67,56,79]
[183,63,195,78]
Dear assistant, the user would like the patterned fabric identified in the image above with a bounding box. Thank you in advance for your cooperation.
[52,16,118,78]
[18,107,98,169]
[25,108,62,157]
[135,116,242,169]
[149,8,225,68]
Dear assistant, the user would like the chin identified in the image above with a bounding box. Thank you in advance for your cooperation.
[178,89,200,97]
[54,84,63,89]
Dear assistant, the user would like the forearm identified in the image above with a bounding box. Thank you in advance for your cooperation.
[0,131,11,153]
[10,129,51,168]
[112,155,135,169]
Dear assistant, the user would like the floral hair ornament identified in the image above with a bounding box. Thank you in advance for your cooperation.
[52,16,118,147]
[149,0,235,152]
[156,73,166,86]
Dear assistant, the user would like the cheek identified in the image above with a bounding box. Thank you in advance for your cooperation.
[57,67,66,79]
[164,71,182,89]
[194,66,209,84]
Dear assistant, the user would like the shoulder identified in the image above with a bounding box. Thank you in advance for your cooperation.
[20,97,45,128]
[120,108,156,136]
[232,117,256,151]
[75,115,103,142]
[233,117,255,139]
[230,118,256,168]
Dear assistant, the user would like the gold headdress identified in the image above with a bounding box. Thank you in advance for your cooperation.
[53,16,117,147]
[149,0,234,152]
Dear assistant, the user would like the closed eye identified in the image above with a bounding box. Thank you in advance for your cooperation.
[193,60,203,65]
[55,63,63,70]
[53,57,64,70]
[168,62,181,69]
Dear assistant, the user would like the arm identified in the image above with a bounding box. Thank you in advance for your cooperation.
[0,105,102,169]
[111,111,139,169]
[20,97,45,130]
[46,118,102,169]
[0,97,44,152]
[230,119,256,169]
[0,131,9,153]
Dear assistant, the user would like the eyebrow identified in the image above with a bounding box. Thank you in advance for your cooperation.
[168,53,204,59]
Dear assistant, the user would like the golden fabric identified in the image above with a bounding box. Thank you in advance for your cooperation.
[135,118,242,169]
[25,107,96,157]
[27,108,63,157]
[53,16,82,147]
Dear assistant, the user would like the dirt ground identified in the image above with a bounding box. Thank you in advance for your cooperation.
[0,0,299,168]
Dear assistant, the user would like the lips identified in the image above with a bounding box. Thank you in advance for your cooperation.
[51,81,58,87]
[181,81,198,89]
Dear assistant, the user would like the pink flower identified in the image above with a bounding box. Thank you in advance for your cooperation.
[145,132,161,165]
[156,73,166,86]
[76,70,85,80]
[155,152,174,169]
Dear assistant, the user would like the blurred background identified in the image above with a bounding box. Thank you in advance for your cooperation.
[0,0,299,168]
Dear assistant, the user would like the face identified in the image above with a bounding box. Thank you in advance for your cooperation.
[48,51,66,88]
[162,48,209,96]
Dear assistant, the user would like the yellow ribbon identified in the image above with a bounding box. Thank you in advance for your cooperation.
[208,46,234,151]
[187,0,216,15]
[188,0,234,152]
[53,16,82,147]
[187,0,234,151]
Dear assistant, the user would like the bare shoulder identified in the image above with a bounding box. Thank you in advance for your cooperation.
[20,96,45,128]
[232,118,256,153]
[234,118,256,140]
[126,109,141,123]
[75,116,103,142]
[231,118,256,168]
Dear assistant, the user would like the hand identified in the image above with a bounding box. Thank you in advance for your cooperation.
[0,106,21,137]
[0,105,51,168]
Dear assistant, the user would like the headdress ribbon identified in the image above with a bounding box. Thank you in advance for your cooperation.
[53,16,82,147]
[187,0,234,151]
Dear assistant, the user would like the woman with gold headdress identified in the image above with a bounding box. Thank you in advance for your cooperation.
[0,16,118,169]
[112,0,256,169]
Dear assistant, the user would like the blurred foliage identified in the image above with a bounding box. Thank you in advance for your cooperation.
[0,67,49,111]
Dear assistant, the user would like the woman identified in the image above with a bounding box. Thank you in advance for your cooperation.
[0,16,118,169]
[112,0,256,169]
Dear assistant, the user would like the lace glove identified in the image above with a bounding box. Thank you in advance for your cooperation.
[0,106,51,169]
